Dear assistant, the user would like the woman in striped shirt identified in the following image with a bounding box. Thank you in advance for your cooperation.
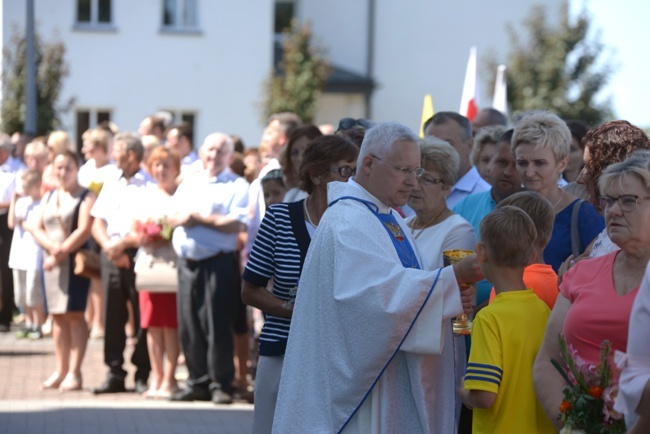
[242,135,358,434]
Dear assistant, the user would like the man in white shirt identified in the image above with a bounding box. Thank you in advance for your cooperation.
[170,132,249,404]
[91,132,153,394]
[273,122,482,433]
[424,112,490,208]
[0,133,26,332]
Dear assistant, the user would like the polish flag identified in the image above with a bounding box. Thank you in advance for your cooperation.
[459,46,479,121]
[492,64,508,116]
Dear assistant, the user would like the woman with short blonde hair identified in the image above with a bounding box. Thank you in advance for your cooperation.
[512,111,604,271]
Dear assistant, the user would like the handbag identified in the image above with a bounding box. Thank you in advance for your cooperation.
[134,244,179,293]
[74,249,101,279]
[53,188,99,279]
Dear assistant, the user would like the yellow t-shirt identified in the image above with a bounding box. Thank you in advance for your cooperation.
[465,289,555,434]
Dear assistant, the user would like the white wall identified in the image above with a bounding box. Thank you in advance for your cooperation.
[2,0,273,148]
[314,93,366,126]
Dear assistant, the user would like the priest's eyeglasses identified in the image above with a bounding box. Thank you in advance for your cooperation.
[598,194,650,212]
[328,166,356,178]
[370,155,424,177]
[416,175,445,186]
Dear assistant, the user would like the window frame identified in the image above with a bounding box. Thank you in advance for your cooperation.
[73,0,116,32]
[160,0,202,35]
[274,0,297,42]
[161,109,198,137]
[75,108,113,153]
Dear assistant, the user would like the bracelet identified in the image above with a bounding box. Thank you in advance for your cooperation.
[281,300,293,310]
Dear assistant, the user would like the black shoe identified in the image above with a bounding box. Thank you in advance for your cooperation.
[0,324,10,333]
[169,387,211,402]
[92,378,126,395]
[212,388,233,405]
[134,379,148,394]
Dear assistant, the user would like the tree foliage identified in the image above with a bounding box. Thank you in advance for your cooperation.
[1,26,70,135]
[486,2,613,125]
[263,20,331,124]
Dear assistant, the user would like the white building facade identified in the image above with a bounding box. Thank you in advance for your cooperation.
[1,0,562,148]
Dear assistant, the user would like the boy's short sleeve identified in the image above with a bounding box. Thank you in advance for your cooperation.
[464,312,503,394]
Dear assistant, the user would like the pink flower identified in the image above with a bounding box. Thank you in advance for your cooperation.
[144,222,162,238]
[602,384,623,422]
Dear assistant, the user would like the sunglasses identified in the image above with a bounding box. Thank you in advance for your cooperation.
[336,118,374,132]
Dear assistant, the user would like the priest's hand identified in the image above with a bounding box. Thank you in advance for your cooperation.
[451,254,483,285]
[459,284,474,315]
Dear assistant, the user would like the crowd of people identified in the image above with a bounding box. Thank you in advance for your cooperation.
[0,106,649,433]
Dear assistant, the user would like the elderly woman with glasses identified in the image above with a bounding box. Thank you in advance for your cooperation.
[241,135,358,434]
[533,155,650,431]
[575,120,650,259]
[405,136,476,433]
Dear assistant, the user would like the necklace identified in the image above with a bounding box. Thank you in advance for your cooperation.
[304,198,318,227]
[410,205,448,239]
[551,190,565,212]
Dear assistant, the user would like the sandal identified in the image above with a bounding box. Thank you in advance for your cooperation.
[142,387,158,399]
[59,374,82,392]
[156,383,180,399]
[41,372,64,390]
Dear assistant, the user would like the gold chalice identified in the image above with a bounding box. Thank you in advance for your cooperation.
[443,249,474,336]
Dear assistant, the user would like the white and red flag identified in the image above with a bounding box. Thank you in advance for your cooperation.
[459,46,479,121]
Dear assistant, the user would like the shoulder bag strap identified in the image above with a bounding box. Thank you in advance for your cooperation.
[571,199,584,257]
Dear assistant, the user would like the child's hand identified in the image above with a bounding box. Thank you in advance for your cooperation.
[456,378,473,410]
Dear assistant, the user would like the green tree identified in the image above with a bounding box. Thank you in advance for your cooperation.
[486,2,613,125]
[263,20,331,124]
[1,26,70,135]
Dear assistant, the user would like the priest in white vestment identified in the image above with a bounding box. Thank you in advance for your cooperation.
[272,122,483,434]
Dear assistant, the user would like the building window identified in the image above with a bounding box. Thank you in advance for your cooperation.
[162,0,199,31]
[275,1,296,35]
[76,0,112,25]
[76,109,112,153]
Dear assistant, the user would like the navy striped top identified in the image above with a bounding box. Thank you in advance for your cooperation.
[242,200,311,356]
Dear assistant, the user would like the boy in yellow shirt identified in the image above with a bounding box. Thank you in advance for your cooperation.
[458,206,555,433]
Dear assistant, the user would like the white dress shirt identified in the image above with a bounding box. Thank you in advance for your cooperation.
[91,169,154,240]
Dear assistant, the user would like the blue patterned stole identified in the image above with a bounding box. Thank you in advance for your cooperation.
[329,196,420,270]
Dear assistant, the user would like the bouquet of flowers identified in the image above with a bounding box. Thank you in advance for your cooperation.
[135,218,173,244]
[552,335,626,434]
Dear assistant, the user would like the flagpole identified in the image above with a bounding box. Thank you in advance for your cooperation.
[492,65,508,116]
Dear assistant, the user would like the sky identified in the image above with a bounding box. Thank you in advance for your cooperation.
[573,0,650,127]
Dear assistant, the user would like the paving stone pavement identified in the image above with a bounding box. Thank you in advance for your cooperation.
[0,325,253,434]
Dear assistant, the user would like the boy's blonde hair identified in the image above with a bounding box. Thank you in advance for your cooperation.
[479,206,537,268]
[21,169,42,189]
[497,191,554,250]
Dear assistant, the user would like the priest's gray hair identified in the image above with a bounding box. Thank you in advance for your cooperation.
[357,122,419,167]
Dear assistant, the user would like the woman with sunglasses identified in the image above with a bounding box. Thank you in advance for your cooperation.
[405,136,476,433]
[534,155,650,431]
[241,135,358,434]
